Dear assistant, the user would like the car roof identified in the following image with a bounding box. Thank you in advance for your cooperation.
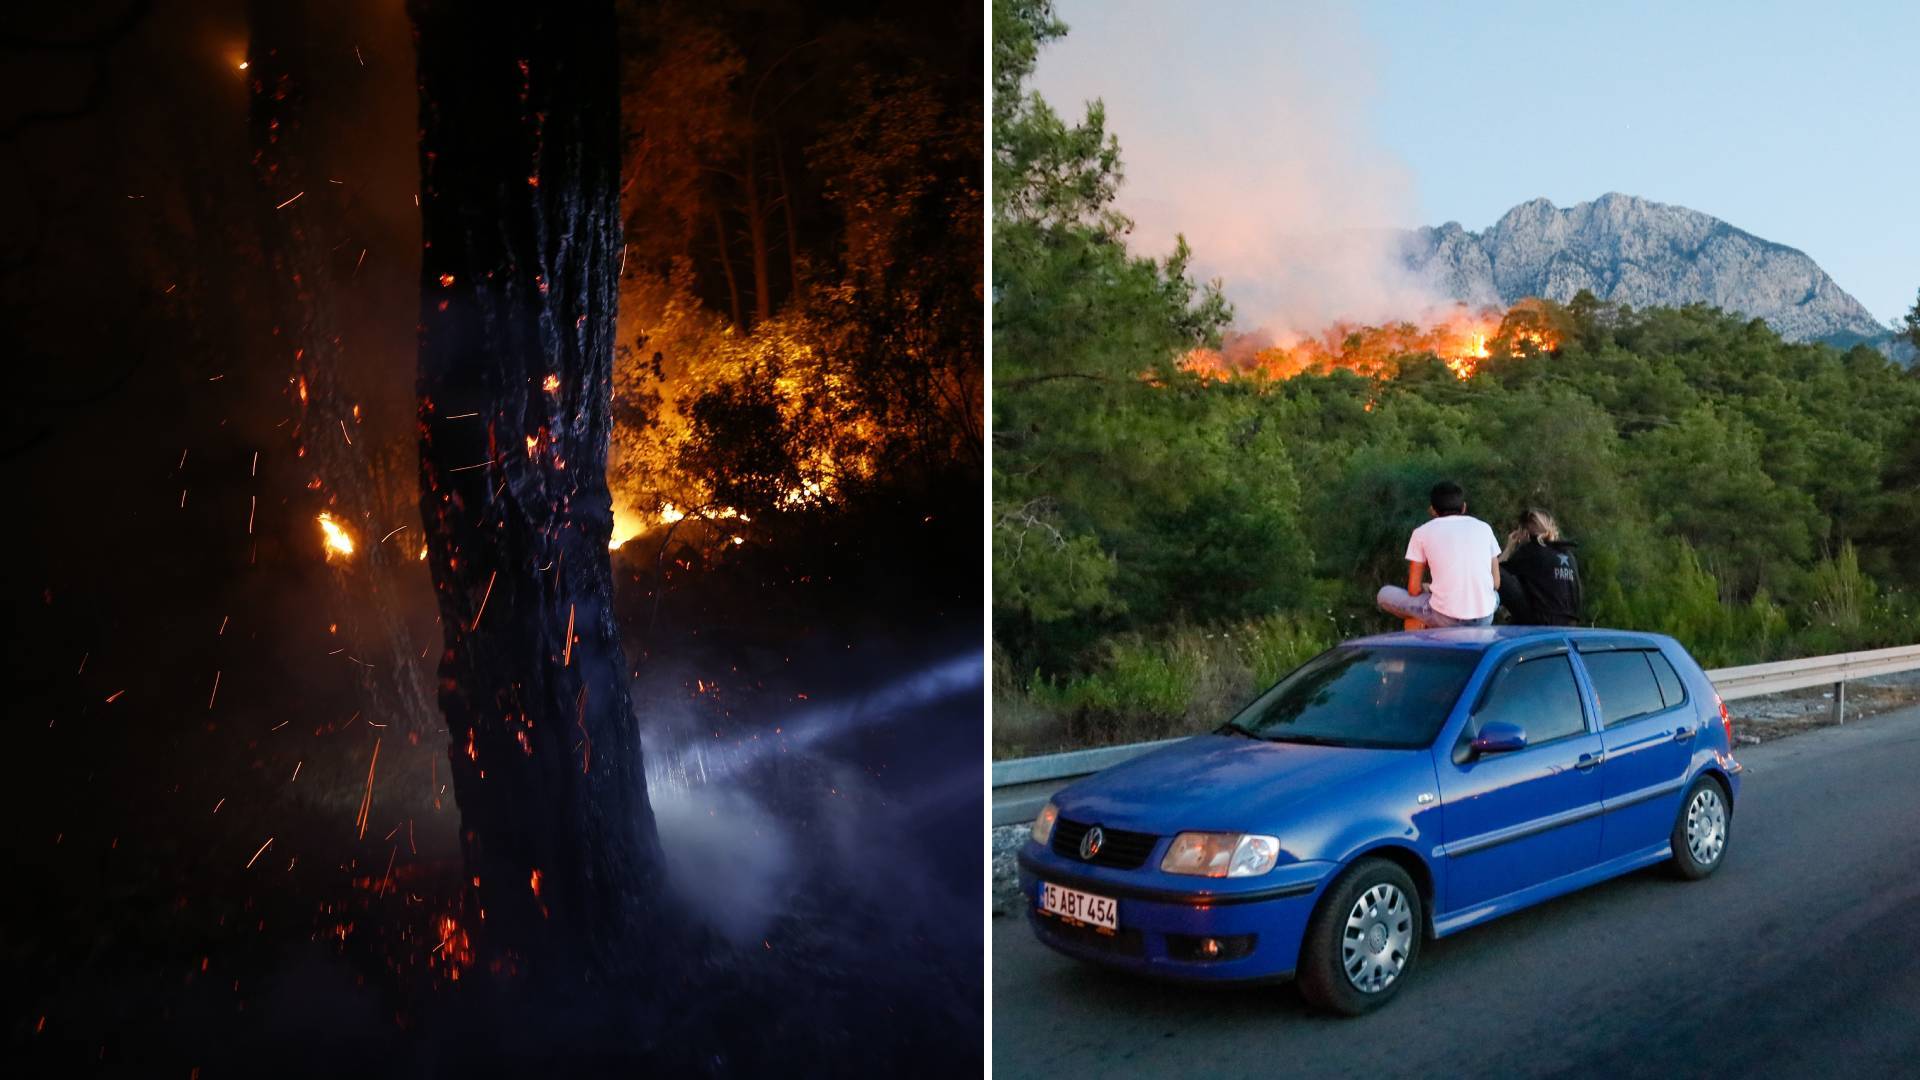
[1345,626,1673,653]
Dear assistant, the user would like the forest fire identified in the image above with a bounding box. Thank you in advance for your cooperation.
[1179,300,1562,383]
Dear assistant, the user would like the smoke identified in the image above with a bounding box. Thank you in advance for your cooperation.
[1030,0,1446,339]
[641,652,982,946]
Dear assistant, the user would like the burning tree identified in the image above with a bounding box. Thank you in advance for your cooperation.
[409,0,664,978]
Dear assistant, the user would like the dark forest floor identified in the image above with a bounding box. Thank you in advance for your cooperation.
[4,486,982,1078]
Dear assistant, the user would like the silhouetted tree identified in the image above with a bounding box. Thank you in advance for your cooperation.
[410,0,664,979]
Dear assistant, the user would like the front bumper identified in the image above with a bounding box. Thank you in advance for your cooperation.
[1016,846,1335,982]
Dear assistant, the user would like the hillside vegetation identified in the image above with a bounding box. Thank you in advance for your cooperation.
[991,0,1920,757]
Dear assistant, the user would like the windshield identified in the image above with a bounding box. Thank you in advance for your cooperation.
[1224,646,1479,749]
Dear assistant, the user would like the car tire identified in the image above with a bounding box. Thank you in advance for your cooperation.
[1297,857,1423,1016]
[1669,774,1731,880]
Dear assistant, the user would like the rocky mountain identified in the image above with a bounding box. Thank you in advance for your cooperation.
[1401,193,1889,345]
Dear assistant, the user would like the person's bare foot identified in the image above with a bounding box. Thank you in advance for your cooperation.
[1403,617,1425,632]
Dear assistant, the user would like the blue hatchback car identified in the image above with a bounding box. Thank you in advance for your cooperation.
[1018,627,1743,1014]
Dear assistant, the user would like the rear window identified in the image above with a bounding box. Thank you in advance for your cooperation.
[1648,650,1687,708]
[1226,646,1479,749]
[1584,650,1668,727]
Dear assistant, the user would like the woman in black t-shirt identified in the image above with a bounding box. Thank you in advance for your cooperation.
[1497,509,1582,626]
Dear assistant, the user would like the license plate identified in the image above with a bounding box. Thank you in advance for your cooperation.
[1039,881,1117,931]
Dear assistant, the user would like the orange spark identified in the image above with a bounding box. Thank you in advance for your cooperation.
[471,569,497,630]
[354,738,382,839]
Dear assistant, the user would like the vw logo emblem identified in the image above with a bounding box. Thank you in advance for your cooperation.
[1079,825,1105,861]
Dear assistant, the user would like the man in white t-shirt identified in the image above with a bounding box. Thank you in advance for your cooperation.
[1375,481,1501,630]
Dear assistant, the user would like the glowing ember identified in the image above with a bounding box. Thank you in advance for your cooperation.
[317,512,356,558]
[541,374,560,393]
[438,273,455,287]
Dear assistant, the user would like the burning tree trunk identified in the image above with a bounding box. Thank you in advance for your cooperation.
[410,0,664,978]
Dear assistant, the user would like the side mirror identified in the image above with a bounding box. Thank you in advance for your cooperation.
[1470,720,1528,758]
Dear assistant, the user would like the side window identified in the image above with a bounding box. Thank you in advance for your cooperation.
[1473,654,1587,746]
[1647,651,1687,708]
[1583,650,1667,727]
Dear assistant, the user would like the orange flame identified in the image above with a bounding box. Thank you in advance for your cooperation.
[1179,303,1559,384]
[317,512,355,558]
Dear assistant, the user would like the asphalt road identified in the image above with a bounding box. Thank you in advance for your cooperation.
[992,704,1920,1078]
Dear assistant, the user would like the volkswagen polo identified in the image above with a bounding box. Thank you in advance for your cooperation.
[1017,627,1742,1014]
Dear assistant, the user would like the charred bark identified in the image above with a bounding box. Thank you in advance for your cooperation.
[410,0,664,980]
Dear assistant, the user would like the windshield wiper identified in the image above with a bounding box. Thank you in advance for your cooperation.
[1262,732,1351,747]
[1217,720,1262,739]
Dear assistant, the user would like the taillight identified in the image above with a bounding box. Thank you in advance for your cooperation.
[1717,694,1733,746]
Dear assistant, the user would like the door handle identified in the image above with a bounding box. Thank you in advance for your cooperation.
[1673,726,1695,742]
[1576,751,1604,771]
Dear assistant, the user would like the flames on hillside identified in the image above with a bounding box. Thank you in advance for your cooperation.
[1179,300,1562,384]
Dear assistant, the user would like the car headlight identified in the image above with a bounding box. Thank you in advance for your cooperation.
[1159,832,1281,878]
[1031,802,1059,847]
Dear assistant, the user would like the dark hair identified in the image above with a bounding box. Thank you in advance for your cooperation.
[1429,481,1466,516]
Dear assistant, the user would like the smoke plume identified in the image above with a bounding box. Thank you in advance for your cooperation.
[1030,0,1445,339]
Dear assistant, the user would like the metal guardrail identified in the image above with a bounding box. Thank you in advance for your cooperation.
[1703,644,1920,701]
[990,643,1920,826]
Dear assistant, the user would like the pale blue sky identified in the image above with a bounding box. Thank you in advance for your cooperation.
[1033,0,1917,325]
